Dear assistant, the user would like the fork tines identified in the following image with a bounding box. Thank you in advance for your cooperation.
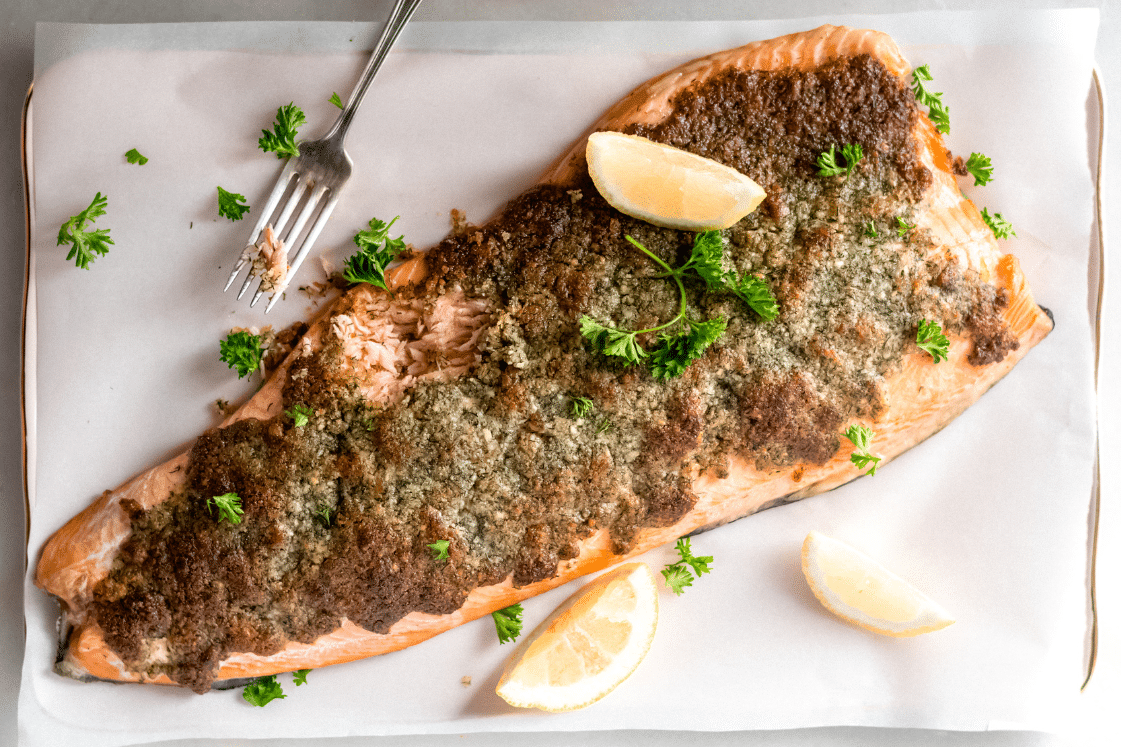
[223,161,342,313]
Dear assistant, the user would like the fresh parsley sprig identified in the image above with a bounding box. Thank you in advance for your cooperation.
[843,425,882,476]
[342,216,407,290]
[243,675,285,706]
[285,403,312,427]
[661,537,713,595]
[208,492,244,525]
[864,221,878,238]
[964,153,993,186]
[329,92,344,109]
[219,331,264,379]
[492,603,524,644]
[580,232,777,379]
[217,186,250,221]
[896,217,913,237]
[125,148,148,165]
[980,208,1016,239]
[570,396,594,419]
[911,65,950,134]
[293,669,311,686]
[428,540,450,561]
[815,143,864,177]
[58,192,113,270]
[258,102,306,159]
[916,320,950,363]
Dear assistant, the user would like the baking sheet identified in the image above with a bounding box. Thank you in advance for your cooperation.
[19,10,1101,746]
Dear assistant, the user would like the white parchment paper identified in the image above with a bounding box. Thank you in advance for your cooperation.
[20,11,1100,746]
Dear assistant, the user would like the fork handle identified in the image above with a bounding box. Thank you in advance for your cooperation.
[324,0,424,144]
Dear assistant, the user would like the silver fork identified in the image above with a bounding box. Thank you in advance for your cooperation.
[224,0,424,312]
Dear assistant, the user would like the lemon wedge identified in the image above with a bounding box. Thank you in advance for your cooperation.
[801,531,954,637]
[586,131,766,230]
[496,562,658,711]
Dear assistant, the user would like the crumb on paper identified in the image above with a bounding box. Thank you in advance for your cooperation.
[450,208,469,237]
[318,256,336,280]
[215,399,231,416]
[460,676,472,687]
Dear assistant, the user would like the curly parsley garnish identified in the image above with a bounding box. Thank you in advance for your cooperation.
[285,403,312,427]
[258,102,306,159]
[815,143,863,177]
[125,148,148,165]
[217,186,250,221]
[980,208,1016,239]
[896,217,913,237]
[492,603,524,644]
[219,331,264,379]
[58,192,113,270]
[911,65,950,134]
[916,320,950,363]
[843,425,882,476]
[964,152,993,186]
[342,215,407,290]
[243,675,285,706]
[570,396,594,419]
[579,232,777,379]
[428,540,450,561]
[329,92,344,109]
[661,537,713,595]
[293,669,311,686]
[208,492,244,525]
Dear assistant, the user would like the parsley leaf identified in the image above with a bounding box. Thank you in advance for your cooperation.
[815,143,863,177]
[579,316,647,367]
[315,505,332,527]
[980,208,1016,239]
[492,604,524,644]
[916,319,950,363]
[571,396,594,419]
[258,102,306,159]
[329,92,344,109]
[207,492,244,525]
[843,425,882,476]
[243,675,285,707]
[661,537,713,595]
[285,403,312,427]
[219,331,264,379]
[964,152,993,186]
[125,148,148,165]
[217,186,250,221]
[293,669,310,686]
[57,192,113,270]
[342,216,407,290]
[728,274,780,321]
[661,564,694,595]
[896,217,913,237]
[428,540,450,561]
[865,221,878,238]
[910,65,950,134]
[648,316,727,380]
[596,418,613,434]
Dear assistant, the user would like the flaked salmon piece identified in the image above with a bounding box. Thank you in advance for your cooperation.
[36,24,1052,692]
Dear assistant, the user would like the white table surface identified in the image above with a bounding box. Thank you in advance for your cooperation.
[2,2,1117,746]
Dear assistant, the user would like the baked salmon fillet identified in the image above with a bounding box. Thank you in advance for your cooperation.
[36,25,1053,693]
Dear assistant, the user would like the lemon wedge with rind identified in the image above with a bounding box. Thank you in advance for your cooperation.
[586,131,766,231]
[496,562,658,712]
[801,531,954,637]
